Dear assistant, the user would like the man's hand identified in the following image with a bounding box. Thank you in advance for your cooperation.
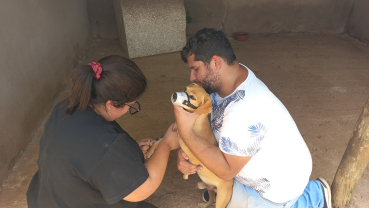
[137,138,153,156]
[173,105,199,135]
[177,148,202,175]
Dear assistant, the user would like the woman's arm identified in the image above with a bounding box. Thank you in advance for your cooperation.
[123,123,179,202]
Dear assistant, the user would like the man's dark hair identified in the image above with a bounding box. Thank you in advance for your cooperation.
[181,28,237,65]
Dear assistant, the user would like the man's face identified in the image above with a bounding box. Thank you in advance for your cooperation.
[187,54,221,94]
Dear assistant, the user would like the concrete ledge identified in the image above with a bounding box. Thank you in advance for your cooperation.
[114,0,186,58]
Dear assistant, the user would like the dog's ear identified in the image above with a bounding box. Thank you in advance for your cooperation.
[194,95,212,114]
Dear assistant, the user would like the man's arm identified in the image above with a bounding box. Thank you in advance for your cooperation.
[174,105,251,180]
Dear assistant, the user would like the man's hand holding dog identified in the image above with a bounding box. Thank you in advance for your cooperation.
[177,148,202,175]
[173,104,199,136]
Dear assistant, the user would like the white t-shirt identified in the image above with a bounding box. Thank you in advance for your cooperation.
[210,64,312,203]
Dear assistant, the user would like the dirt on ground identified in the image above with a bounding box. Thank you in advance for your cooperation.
[0,34,368,208]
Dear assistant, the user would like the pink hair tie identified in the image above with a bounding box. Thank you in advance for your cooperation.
[89,62,103,79]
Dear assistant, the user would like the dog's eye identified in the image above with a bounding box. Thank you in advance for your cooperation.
[190,95,196,100]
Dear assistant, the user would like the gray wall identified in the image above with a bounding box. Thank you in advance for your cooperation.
[88,0,356,39]
[345,0,369,45]
[184,0,354,36]
[0,0,92,183]
[87,0,119,39]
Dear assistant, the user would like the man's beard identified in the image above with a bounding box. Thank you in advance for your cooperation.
[196,65,221,94]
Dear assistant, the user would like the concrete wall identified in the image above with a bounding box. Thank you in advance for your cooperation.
[184,0,354,36]
[114,0,186,58]
[0,0,91,184]
[345,0,369,45]
[87,0,119,39]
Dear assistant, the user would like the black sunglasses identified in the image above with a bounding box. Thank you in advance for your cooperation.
[126,101,140,115]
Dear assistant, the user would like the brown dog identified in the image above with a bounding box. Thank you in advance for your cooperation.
[146,83,233,208]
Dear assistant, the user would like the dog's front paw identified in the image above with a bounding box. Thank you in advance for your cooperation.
[144,139,162,159]
[145,148,154,159]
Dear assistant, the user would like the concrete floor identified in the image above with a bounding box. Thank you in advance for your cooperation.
[0,34,368,207]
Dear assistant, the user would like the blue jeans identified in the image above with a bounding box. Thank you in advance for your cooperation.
[227,179,324,208]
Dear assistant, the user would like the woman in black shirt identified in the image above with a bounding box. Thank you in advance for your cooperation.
[27,55,179,208]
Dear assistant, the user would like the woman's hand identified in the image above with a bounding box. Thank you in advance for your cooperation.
[162,123,180,150]
[177,148,202,175]
[137,138,153,156]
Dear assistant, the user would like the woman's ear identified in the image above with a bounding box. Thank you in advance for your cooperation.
[105,100,114,110]
[194,95,212,115]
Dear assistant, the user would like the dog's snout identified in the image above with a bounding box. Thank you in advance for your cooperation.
[172,93,177,102]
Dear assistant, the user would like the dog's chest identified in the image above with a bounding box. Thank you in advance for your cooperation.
[193,116,217,146]
[178,115,218,165]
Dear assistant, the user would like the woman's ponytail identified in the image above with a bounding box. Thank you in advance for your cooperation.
[65,65,95,114]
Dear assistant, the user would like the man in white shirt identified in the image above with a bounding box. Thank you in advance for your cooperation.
[174,28,332,208]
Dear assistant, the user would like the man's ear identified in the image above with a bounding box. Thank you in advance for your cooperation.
[211,55,222,71]
[194,95,212,115]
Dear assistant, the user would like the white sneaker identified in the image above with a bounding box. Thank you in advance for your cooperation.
[202,190,216,205]
[316,177,332,208]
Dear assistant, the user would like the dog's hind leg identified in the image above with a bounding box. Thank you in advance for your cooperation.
[214,181,233,208]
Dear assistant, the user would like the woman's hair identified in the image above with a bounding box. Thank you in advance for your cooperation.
[181,28,236,65]
[65,55,147,115]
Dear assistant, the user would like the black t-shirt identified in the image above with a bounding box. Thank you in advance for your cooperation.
[27,100,149,208]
